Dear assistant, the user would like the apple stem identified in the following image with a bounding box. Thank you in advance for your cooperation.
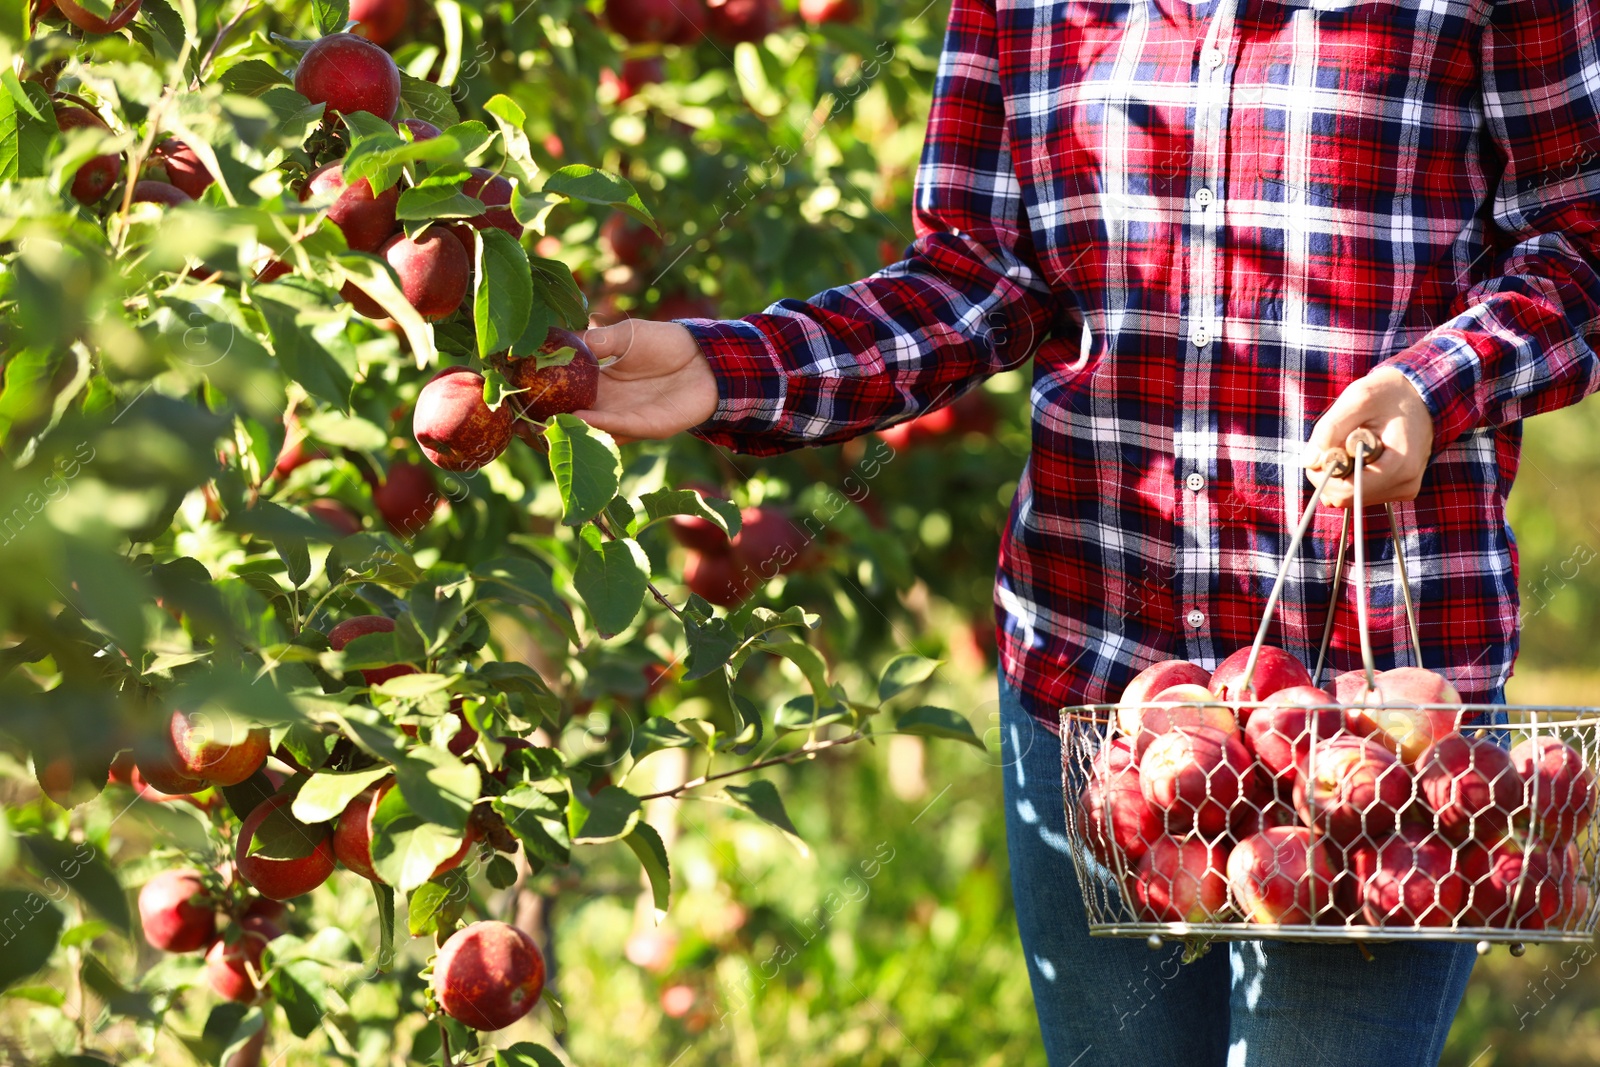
[438,1020,451,1066]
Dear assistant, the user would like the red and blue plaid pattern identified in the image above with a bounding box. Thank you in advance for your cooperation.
[683,0,1600,728]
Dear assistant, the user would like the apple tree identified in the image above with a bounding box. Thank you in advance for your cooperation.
[0,0,1013,1062]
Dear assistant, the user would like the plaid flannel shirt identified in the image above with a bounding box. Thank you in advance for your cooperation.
[682,0,1600,728]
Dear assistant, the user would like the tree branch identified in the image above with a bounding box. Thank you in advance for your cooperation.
[637,731,868,801]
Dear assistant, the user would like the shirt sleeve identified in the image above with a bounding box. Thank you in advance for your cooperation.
[1379,0,1600,451]
[680,0,1054,457]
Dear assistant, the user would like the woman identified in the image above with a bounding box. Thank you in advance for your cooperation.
[576,0,1600,1062]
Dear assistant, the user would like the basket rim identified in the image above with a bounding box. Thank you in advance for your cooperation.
[1085,921,1596,945]
[1059,702,1600,728]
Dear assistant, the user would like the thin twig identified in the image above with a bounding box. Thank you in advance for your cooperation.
[196,1,257,83]
[637,731,867,801]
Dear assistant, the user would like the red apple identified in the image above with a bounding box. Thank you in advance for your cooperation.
[349,228,469,321]
[399,118,441,141]
[1229,797,1302,840]
[1125,835,1230,923]
[1416,733,1522,843]
[1208,645,1313,705]
[461,168,519,237]
[1463,838,1571,929]
[1242,686,1343,787]
[652,290,719,320]
[300,162,401,253]
[705,0,779,43]
[205,916,281,1003]
[373,459,438,536]
[432,921,547,1031]
[798,0,855,24]
[306,498,362,537]
[504,326,599,420]
[730,506,809,580]
[169,709,269,786]
[1333,669,1377,707]
[1227,827,1338,924]
[293,33,401,122]
[1138,726,1256,837]
[1293,735,1411,847]
[327,614,418,686]
[333,779,476,883]
[138,869,217,952]
[666,0,709,43]
[149,139,213,199]
[1089,735,1137,780]
[1356,827,1465,927]
[234,793,336,901]
[684,549,746,608]
[130,179,190,206]
[1132,687,1238,759]
[1079,768,1161,868]
[1115,660,1212,736]
[350,0,409,46]
[601,213,664,266]
[134,730,207,795]
[604,0,683,42]
[601,57,665,103]
[53,0,140,33]
[1510,736,1596,848]
[413,366,513,471]
[53,106,121,204]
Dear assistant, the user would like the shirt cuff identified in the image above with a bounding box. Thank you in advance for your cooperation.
[678,317,789,439]
[1376,326,1485,452]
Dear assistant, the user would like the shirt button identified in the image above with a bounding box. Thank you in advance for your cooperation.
[1204,48,1224,69]
[1185,472,1206,492]
[1191,327,1210,348]
[1185,610,1206,629]
[1195,187,1214,207]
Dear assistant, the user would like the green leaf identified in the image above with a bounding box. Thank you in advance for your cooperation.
[407,563,474,655]
[267,957,328,1039]
[0,75,52,182]
[20,837,129,935]
[484,853,518,889]
[373,882,395,974]
[495,1044,567,1067]
[334,253,436,367]
[368,786,470,894]
[313,0,349,36]
[481,94,532,178]
[474,228,533,359]
[200,1003,264,1067]
[257,298,353,411]
[493,784,571,865]
[217,59,290,97]
[624,822,671,919]
[290,767,390,824]
[407,867,468,938]
[545,415,620,526]
[722,781,805,849]
[573,534,649,639]
[629,488,740,539]
[878,653,942,703]
[894,706,986,749]
[527,256,589,332]
[400,72,461,129]
[472,557,576,642]
[541,166,655,229]
[569,785,641,844]
[392,746,479,831]
[245,803,326,861]
[80,953,155,1020]
[757,640,835,708]
[395,177,480,221]
[774,695,849,733]
[275,535,311,589]
[0,889,64,990]
[300,410,388,450]
[220,773,276,824]
[683,615,738,681]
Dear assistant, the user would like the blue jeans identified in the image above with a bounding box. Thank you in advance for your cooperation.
[999,678,1484,1067]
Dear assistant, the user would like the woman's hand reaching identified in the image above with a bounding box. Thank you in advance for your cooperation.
[573,319,720,440]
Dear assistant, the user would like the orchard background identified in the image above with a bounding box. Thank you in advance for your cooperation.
[0,0,1596,1064]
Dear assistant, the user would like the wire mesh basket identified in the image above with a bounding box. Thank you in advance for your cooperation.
[1058,431,1600,951]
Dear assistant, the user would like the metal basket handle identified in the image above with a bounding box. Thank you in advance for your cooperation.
[1240,428,1425,697]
